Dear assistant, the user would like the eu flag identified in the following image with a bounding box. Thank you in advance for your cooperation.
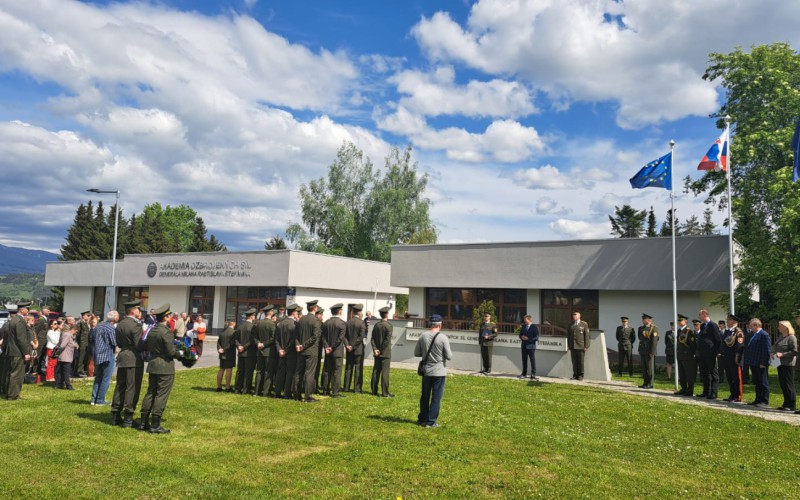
[791,116,800,182]
[630,152,672,190]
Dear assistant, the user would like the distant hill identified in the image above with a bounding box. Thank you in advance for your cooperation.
[0,244,60,275]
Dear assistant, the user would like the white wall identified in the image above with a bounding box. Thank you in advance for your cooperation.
[599,290,727,356]
[294,287,395,319]
[212,286,227,330]
[62,286,93,317]
[407,287,424,317]
[148,286,190,315]
[527,289,541,321]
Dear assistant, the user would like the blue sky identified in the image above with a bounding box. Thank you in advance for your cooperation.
[1,0,799,253]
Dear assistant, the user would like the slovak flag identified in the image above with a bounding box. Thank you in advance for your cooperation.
[697,131,728,171]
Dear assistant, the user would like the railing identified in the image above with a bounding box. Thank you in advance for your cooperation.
[403,317,567,336]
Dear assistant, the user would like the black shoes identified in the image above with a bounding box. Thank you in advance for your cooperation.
[380,393,395,398]
[149,416,170,434]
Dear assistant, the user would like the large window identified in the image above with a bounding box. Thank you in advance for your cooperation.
[92,287,106,314]
[117,287,149,311]
[541,289,599,330]
[425,288,527,331]
[189,286,215,326]
[225,286,289,323]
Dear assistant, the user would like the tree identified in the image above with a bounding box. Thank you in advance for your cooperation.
[608,205,646,238]
[701,208,717,235]
[646,206,657,237]
[472,300,497,330]
[688,43,800,319]
[659,209,679,237]
[681,215,702,235]
[264,236,287,250]
[291,142,437,261]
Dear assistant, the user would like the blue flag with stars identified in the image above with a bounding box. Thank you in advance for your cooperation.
[630,152,672,190]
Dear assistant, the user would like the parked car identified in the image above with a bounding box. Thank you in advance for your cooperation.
[0,310,9,329]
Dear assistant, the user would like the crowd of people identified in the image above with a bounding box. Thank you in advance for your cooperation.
[611,309,798,412]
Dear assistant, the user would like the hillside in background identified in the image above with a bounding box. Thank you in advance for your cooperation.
[0,273,49,304]
[0,244,59,274]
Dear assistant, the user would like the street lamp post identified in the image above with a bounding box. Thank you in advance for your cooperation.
[87,188,120,315]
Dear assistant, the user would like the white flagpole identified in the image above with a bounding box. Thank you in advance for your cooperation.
[670,140,679,391]
[724,115,735,315]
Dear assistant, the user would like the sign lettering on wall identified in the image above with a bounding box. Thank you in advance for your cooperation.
[148,260,252,279]
[405,330,568,352]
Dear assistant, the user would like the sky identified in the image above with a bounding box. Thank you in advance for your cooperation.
[1,0,799,254]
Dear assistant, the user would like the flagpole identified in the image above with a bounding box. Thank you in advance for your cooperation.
[670,140,679,391]
[725,115,735,315]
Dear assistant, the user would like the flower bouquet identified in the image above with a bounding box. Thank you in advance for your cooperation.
[174,338,199,368]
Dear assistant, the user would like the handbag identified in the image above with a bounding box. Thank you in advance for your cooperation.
[50,344,64,359]
[417,332,441,376]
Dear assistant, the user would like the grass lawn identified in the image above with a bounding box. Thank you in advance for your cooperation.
[611,367,791,408]
[2,367,799,498]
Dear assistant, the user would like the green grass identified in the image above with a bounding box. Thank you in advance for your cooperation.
[611,366,791,408]
[1,367,799,498]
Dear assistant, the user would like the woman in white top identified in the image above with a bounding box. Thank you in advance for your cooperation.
[45,319,61,382]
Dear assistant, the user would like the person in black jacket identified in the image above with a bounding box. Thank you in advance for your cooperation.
[518,315,540,380]
[696,309,721,399]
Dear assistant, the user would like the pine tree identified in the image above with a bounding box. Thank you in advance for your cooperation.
[701,208,717,235]
[659,209,680,237]
[608,205,647,238]
[646,206,657,237]
[681,215,702,235]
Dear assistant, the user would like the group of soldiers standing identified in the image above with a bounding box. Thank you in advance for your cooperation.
[217,300,395,402]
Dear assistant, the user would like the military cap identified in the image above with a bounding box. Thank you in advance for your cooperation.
[244,307,257,316]
[429,314,443,323]
[81,310,91,316]
[351,303,364,312]
[153,303,171,320]
[641,313,653,319]
[378,306,390,313]
[692,319,702,325]
[727,314,740,322]
[278,305,286,310]
[620,316,629,321]
[316,308,325,315]
[677,314,688,321]
[17,301,32,308]
[306,299,318,306]
[5,304,18,313]
[330,303,344,311]
[260,304,275,312]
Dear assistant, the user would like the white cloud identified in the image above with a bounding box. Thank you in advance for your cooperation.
[411,0,800,128]
[390,66,536,119]
[589,193,630,215]
[549,219,610,239]
[535,197,571,216]
[512,165,572,190]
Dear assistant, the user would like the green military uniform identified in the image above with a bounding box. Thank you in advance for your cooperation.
[294,300,322,402]
[217,325,236,370]
[321,305,346,397]
[0,317,9,396]
[276,305,300,398]
[344,304,366,393]
[478,319,498,374]
[676,318,697,395]
[370,307,394,397]
[34,314,48,375]
[253,306,277,397]
[234,310,256,394]
[75,313,91,376]
[4,309,31,400]
[637,314,659,389]
[111,302,145,427]
[140,304,178,434]
[567,317,590,380]
[615,318,635,376]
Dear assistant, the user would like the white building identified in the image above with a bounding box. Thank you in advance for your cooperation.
[45,250,406,331]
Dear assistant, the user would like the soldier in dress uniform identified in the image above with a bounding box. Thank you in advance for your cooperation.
[75,310,92,378]
[696,309,721,399]
[673,315,696,395]
[0,305,12,396]
[344,304,367,393]
[616,316,635,376]
[721,314,745,402]
[321,303,347,398]
[478,312,498,375]
[139,303,178,434]
[277,304,301,399]
[637,313,659,389]
[234,308,257,394]
[34,308,49,379]
[3,303,31,400]
[314,307,325,394]
[216,320,236,392]
[111,300,144,427]
[253,305,276,397]
[664,321,676,381]
[370,306,394,397]
[567,311,590,380]
[294,300,322,403]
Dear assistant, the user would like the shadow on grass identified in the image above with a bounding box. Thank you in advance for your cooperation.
[75,412,113,424]
[366,415,419,425]
[65,399,91,405]
[191,386,222,393]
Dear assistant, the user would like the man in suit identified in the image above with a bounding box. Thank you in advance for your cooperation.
[673,314,696,395]
[111,300,144,427]
[637,313,659,389]
[518,315,540,380]
[616,316,636,376]
[4,303,31,400]
[478,312,497,375]
[253,305,276,397]
[275,305,300,399]
[743,318,771,408]
[370,306,394,397]
[234,308,257,394]
[321,303,347,398]
[721,314,745,402]
[34,307,50,378]
[295,300,322,403]
[344,304,366,393]
[696,308,721,399]
[567,311,590,380]
[139,303,178,434]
